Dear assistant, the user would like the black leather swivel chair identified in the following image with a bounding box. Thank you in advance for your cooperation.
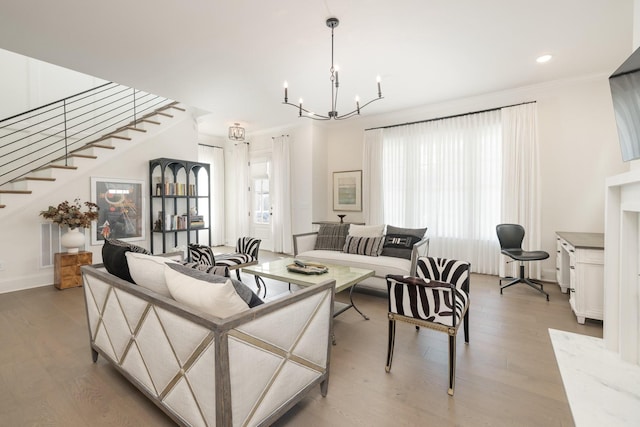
[496,224,549,301]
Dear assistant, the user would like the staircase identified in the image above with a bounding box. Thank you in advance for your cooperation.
[0,83,186,212]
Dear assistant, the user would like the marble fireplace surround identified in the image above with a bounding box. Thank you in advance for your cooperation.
[549,329,640,426]
[604,168,640,364]
[548,169,640,427]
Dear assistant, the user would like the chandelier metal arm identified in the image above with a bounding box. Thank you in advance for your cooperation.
[333,96,384,120]
[282,94,384,120]
[281,101,331,120]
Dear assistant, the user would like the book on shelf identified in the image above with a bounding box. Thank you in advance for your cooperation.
[163,182,188,196]
[157,182,197,196]
[189,214,205,229]
[156,212,205,230]
[161,214,187,230]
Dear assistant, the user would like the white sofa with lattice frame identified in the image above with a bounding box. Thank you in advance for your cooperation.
[81,263,334,427]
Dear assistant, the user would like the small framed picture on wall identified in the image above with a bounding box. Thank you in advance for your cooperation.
[333,170,362,212]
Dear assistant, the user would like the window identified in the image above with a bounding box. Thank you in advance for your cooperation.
[253,177,270,224]
[379,110,502,273]
[367,103,539,276]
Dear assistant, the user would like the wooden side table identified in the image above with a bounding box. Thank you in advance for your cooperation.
[54,251,93,290]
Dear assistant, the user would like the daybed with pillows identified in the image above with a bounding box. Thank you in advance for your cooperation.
[82,239,335,427]
[293,224,430,294]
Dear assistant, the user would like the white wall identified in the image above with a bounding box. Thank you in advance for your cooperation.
[537,78,626,278]
[0,48,106,119]
[321,75,627,280]
[311,124,329,224]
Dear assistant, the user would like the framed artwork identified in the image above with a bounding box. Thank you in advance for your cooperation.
[91,177,145,244]
[333,170,362,212]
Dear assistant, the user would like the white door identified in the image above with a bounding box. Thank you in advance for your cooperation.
[249,155,273,251]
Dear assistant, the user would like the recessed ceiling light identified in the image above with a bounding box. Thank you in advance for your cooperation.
[536,54,553,63]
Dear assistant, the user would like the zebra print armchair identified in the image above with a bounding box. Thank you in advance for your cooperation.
[385,256,470,396]
[214,237,261,272]
[189,237,266,296]
[188,238,261,274]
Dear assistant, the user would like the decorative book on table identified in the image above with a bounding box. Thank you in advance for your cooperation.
[286,261,329,275]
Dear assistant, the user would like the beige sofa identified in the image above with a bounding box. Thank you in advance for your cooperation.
[293,232,429,293]
[81,262,335,427]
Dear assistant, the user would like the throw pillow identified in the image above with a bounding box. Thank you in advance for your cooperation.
[188,244,215,265]
[381,225,427,260]
[102,238,151,283]
[164,264,252,318]
[181,262,231,278]
[343,235,385,256]
[314,223,350,251]
[125,252,177,297]
[166,263,263,308]
[348,224,385,237]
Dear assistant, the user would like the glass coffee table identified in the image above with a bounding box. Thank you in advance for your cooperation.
[242,257,374,320]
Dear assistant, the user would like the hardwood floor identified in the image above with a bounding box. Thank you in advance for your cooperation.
[0,250,602,426]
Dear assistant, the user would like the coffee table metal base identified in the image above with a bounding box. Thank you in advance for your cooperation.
[290,281,368,320]
[335,284,369,320]
[242,258,374,342]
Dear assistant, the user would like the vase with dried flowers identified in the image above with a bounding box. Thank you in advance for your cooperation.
[40,198,99,253]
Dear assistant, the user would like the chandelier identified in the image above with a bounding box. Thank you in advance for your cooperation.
[228,123,245,141]
[282,17,383,120]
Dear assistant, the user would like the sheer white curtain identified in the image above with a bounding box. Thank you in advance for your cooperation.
[370,110,503,274]
[231,142,250,240]
[198,144,225,245]
[363,128,384,225]
[271,135,292,254]
[500,103,541,279]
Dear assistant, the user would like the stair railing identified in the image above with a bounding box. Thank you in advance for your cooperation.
[0,82,174,186]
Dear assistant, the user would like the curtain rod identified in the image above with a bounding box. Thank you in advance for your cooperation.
[198,143,224,149]
[272,134,290,139]
[365,100,537,131]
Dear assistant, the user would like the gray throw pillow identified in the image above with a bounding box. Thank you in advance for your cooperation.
[381,225,427,260]
[343,235,384,256]
[314,223,350,251]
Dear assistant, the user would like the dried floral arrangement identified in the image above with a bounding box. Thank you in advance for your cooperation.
[40,198,99,229]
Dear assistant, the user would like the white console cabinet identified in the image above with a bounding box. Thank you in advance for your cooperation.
[556,232,604,324]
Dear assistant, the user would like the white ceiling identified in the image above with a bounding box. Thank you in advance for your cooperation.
[0,0,634,137]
